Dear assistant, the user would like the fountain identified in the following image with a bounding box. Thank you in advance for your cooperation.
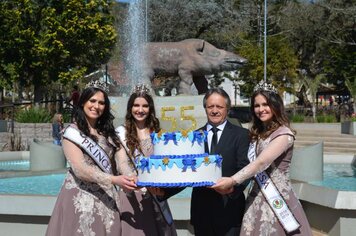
[121,0,147,89]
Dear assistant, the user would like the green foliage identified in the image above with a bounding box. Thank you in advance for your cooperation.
[345,78,356,100]
[15,107,52,123]
[290,114,304,123]
[62,112,71,123]
[316,114,337,123]
[0,0,116,101]
[237,35,299,96]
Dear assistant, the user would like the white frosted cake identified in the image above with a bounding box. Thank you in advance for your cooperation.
[136,130,222,187]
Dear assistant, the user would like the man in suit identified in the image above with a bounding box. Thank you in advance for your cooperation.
[191,88,250,236]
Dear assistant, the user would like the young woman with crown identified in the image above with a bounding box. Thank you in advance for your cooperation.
[212,81,312,236]
[115,84,177,236]
[46,80,137,236]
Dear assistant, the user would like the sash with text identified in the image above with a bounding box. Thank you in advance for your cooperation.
[63,126,113,175]
[248,142,300,233]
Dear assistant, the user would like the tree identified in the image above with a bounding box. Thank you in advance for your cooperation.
[299,72,326,121]
[345,78,356,113]
[237,34,298,96]
[148,0,245,49]
[0,0,116,102]
[281,0,356,91]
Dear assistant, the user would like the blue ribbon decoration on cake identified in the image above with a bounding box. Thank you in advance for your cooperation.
[150,132,160,145]
[182,157,197,172]
[188,130,207,145]
[150,130,208,145]
[214,155,223,167]
[163,132,178,145]
[138,158,150,173]
[143,154,222,171]
[136,181,215,187]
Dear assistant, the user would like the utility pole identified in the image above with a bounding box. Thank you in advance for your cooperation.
[264,0,267,82]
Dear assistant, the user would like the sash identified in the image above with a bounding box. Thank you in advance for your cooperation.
[63,126,113,174]
[248,141,300,233]
[116,126,174,225]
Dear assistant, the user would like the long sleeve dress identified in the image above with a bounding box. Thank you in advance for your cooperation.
[231,126,312,236]
[116,125,177,236]
[46,125,122,236]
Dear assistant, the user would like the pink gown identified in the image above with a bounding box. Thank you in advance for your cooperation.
[118,136,177,236]
[233,126,312,236]
[46,129,121,236]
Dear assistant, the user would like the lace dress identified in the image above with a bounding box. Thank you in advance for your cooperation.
[231,126,312,236]
[46,127,121,236]
[117,126,177,236]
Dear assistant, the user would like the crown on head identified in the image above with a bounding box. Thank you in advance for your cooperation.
[132,84,150,95]
[253,80,277,93]
[85,80,109,93]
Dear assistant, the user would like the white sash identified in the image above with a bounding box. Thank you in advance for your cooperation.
[248,142,300,233]
[63,126,113,174]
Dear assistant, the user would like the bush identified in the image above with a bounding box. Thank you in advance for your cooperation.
[316,114,337,123]
[15,107,52,123]
[62,112,71,123]
[290,114,304,123]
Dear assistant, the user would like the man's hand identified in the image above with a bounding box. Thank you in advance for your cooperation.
[147,187,165,197]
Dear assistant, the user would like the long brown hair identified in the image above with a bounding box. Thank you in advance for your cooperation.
[73,87,121,174]
[125,92,160,156]
[250,90,295,141]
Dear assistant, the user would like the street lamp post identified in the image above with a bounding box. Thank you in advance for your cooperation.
[264,0,267,82]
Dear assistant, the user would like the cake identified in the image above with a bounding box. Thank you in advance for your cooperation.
[136,130,222,187]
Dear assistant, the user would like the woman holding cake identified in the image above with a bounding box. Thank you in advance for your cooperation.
[212,81,312,236]
[46,81,137,235]
[116,84,177,236]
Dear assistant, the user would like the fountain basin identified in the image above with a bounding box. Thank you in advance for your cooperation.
[0,151,29,161]
[0,182,355,236]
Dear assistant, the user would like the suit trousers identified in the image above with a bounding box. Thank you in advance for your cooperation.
[193,224,240,236]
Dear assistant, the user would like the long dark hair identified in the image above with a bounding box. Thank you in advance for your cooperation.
[73,87,121,148]
[125,92,160,156]
[250,90,295,141]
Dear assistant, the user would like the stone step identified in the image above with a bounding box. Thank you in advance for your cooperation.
[295,145,356,154]
[295,131,345,137]
[295,136,356,143]
[295,140,356,148]
[292,124,356,154]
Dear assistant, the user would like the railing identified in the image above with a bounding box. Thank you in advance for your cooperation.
[0,98,69,133]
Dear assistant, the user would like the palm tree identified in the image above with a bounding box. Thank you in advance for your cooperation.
[299,73,325,122]
[345,78,356,113]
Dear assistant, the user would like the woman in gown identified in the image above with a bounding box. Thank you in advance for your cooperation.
[116,84,177,236]
[46,81,137,236]
[212,81,312,236]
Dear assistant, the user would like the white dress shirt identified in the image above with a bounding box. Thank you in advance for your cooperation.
[206,120,227,152]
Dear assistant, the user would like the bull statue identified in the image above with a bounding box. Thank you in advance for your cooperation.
[143,39,247,95]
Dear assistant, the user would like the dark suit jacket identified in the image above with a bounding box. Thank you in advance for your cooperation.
[191,121,250,229]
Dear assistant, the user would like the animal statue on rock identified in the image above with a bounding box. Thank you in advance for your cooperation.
[143,39,247,95]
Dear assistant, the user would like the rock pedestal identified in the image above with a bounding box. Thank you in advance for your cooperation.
[110,95,207,131]
[30,139,66,171]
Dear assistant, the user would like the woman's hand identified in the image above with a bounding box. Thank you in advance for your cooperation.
[111,175,137,192]
[211,177,235,195]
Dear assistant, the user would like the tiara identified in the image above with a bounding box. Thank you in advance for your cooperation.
[253,80,277,93]
[132,84,150,95]
[85,80,109,93]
